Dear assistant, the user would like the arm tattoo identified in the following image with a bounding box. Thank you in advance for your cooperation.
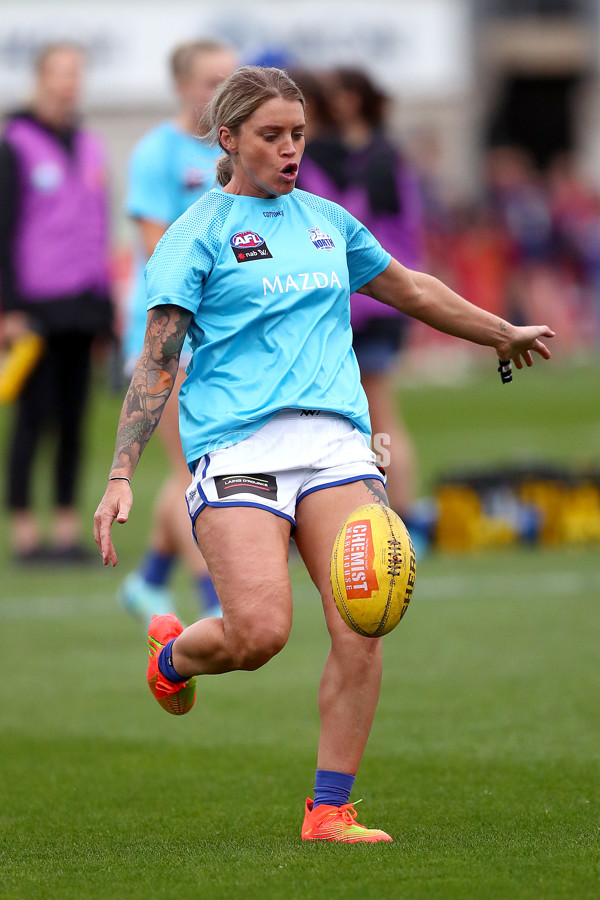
[363,478,389,507]
[110,305,192,475]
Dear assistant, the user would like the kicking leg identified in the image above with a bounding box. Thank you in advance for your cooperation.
[171,505,293,675]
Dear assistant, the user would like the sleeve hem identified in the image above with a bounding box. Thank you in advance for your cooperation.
[349,252,392,294]
[147,295,197,313]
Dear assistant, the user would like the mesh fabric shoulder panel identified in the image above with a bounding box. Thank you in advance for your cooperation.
[146,191,235,309]
[293,188,391,292]
[294,189,367,247]
[154,190,234,286]
[183,189,235,264]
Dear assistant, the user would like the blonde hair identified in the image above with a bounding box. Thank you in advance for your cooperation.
[169,40,232,84]
[200,66,305,186]
[34,41,84,73]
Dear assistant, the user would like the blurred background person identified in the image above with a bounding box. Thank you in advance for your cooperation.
[295,67,425,530]
[118,40,237,625]
[444,200,513,328]
[484,145,556,327]
[0,42,113,564]
[547,152,600,349]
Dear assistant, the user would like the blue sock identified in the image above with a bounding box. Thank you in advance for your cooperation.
[198,574,220,612]
[313,769,355,808]
[157,638,188,683]
[141,551,175,588]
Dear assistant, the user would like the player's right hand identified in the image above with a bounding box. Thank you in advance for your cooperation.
[93,481,133,567]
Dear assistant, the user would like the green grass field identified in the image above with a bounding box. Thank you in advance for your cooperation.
[1,356,599,899]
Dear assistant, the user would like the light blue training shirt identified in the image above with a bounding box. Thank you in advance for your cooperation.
[145,187,392,466]
[122,121,221,366]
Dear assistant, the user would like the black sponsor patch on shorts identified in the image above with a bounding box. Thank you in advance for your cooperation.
[215,473,278,500]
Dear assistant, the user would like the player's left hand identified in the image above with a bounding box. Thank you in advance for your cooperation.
[496,324,555,369]
[93,480,133,567]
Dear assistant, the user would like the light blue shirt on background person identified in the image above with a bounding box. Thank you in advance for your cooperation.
[123,121,221,370]
[145,187,391,466]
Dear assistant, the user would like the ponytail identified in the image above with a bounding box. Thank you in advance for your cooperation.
[216,155,234,187]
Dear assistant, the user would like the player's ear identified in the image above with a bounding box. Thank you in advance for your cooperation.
[219,125,237,153]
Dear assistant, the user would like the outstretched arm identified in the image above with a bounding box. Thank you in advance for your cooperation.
[93,304,192,566]
[359,259,554,367]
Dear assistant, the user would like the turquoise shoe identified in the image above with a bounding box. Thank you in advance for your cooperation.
[117,572,173,628]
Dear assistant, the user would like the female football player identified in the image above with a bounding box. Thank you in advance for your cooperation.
[94,66,553,843]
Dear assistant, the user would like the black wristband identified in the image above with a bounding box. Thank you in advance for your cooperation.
[109,476,131,484]
[498,359,512,384]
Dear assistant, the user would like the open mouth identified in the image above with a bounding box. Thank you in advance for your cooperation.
[281,163,298,178]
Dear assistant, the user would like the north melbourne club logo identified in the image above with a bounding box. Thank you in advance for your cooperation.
[308,226,335,251]
[230,230,273,263]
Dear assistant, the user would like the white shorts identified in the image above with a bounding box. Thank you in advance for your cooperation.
[185,409,385,531]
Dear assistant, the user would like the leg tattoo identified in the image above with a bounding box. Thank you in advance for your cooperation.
[362,478,389,507]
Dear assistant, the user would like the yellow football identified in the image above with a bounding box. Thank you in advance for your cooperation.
[330,504,417,637]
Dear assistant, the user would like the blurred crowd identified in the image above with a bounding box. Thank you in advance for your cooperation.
[418,143,600,355]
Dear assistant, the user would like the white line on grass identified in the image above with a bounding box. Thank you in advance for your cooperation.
[1,568,599,620]
[0,594,114,620]
[418,570,600,599]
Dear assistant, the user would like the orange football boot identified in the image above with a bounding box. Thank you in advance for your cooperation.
[147,614,196,716]
[301,798,393,843]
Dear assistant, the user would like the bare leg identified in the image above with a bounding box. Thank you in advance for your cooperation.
[149,474,207,576]
[11,510,41,554]
[362,370,416,515]
[172,506,293,675]
[141,367,209,578]
[294,479,388,775]
[52,506,81,548]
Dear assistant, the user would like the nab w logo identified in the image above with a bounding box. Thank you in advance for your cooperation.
[300,409,320,416]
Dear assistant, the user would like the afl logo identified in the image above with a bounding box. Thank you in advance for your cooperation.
[230,231,265,249]
[230,230,273,263]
